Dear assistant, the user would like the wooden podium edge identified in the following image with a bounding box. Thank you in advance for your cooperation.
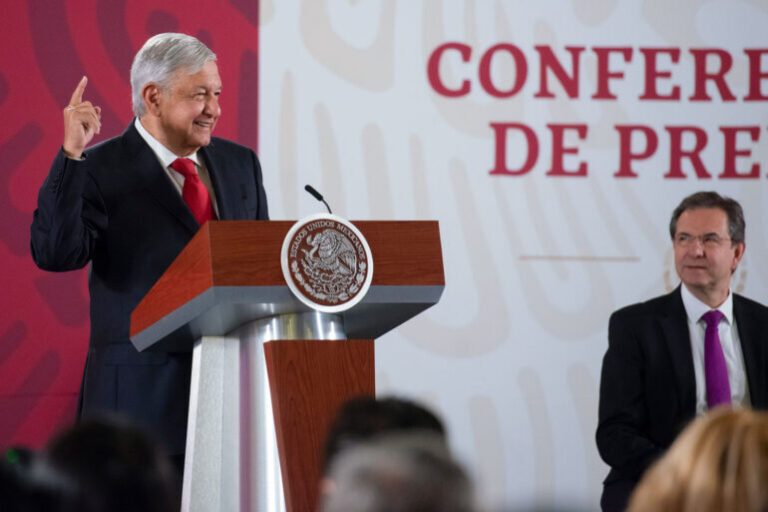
[131,220,444,339]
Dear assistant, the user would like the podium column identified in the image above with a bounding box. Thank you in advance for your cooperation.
[180,312,373,512]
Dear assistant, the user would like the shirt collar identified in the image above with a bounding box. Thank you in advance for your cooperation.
[680,283,734,325]
[134,118,201,169]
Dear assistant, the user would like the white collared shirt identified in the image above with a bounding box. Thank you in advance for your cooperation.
[134,118,219,217]
[680,284,750,414]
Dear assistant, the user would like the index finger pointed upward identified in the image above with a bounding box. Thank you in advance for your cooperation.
[69,76,88,106]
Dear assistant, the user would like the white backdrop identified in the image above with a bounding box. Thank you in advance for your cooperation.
[258,1,768,509]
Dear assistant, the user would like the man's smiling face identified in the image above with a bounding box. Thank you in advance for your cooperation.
[154,60,221,156]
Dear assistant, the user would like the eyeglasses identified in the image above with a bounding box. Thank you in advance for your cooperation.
[674,233,731,248]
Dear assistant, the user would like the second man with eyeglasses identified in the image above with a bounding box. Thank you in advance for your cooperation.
[595,191,768,512]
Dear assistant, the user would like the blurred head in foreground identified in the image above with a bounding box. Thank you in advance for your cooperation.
[627,407,768,512]
[323,395,446,473]
[44,416,179,512]
[321,432,474,512]
[0,446,61,512]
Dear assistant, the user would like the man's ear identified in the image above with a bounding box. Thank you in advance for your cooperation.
[141,83,161,116]
[731,242,746,273]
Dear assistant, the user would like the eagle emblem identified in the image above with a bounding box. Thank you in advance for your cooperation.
[281,215,373,312]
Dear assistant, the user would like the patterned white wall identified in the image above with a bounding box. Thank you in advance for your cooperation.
[259,1,768,509]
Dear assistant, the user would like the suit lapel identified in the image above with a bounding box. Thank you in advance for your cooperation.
[734,296,768,408]
[201,145,237,220]
[122,122,199,234]
[659,287,697,416]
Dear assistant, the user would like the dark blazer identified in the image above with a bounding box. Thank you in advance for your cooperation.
[596,286,768,512]
[30,122,269,454]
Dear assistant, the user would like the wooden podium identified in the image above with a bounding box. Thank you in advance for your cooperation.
[129,220,444,512]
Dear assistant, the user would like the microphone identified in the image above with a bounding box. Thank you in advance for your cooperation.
[304,184,332,214]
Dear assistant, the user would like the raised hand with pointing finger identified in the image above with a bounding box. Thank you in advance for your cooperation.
[31,33,269,466]
[62,76,102,159]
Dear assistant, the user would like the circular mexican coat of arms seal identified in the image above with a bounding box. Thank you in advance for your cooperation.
[281,214,374,313]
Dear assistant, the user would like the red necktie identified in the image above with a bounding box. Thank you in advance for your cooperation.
[170,158,216,227]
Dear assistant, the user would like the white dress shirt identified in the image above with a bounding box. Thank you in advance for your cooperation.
[680,284,750,415]
[134,118,219,217]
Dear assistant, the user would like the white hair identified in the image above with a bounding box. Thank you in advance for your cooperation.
[130,33,216,117]
[322,433,475,512]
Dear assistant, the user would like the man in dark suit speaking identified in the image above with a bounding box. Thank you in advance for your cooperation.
[30,33,268,461]
[596,191,768,512]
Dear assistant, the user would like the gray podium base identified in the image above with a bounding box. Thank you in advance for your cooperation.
[180,312,345,512]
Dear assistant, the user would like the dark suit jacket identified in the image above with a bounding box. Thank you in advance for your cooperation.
[30,122,268,454]
[595,286,768,512]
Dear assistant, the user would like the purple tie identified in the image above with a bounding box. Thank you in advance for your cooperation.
[702,310,731,408]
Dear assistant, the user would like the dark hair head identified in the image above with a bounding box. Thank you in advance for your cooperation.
[669,191,745,244]
[44,417,178,512]
[0,447,63,512]
[323,396,446,472]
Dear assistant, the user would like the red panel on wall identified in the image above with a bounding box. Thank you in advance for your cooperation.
[0,0,259,448]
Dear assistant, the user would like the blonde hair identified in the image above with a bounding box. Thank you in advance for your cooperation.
[627,408,768,512]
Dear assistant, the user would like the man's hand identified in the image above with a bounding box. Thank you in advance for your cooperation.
[62,76,102,159]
